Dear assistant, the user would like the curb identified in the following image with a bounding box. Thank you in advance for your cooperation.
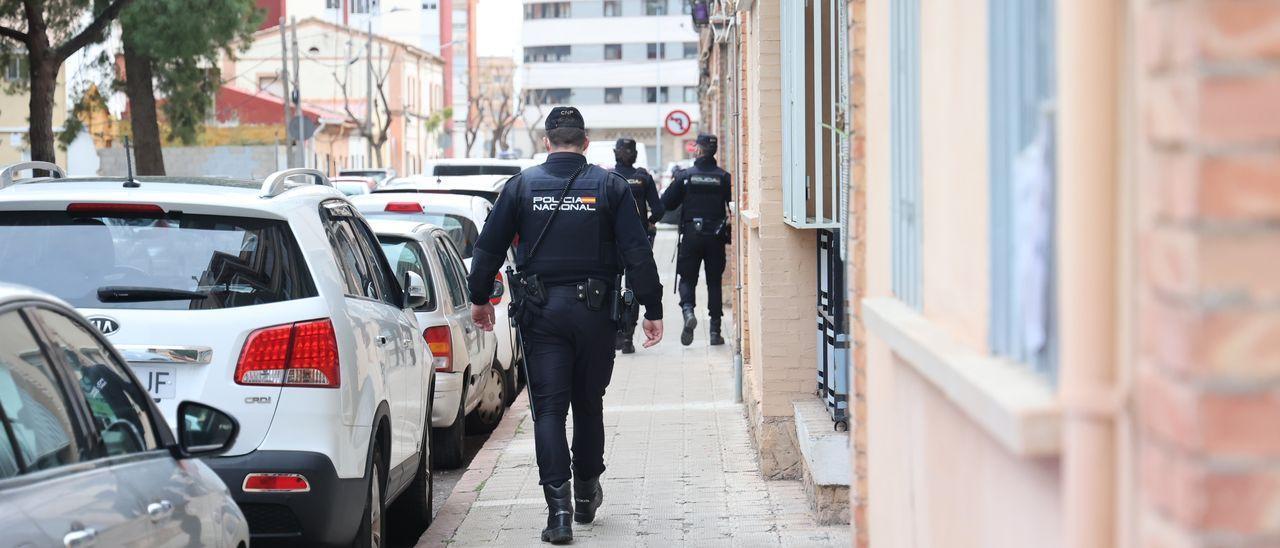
[416,392,530,546]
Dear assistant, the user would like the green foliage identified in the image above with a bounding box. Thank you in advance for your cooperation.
[425,106,454,134]
[120,0,262,144]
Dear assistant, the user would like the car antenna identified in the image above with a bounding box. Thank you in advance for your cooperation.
[123,136,140,188]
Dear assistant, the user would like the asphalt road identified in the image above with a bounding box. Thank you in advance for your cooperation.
[387,431,489,547]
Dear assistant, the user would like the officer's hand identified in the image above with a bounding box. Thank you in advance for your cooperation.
[472,303,495,332]
[642,319,663,348]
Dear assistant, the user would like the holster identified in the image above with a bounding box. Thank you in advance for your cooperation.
[506,266,546,326]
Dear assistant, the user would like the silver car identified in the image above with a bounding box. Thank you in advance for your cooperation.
[0,283,249,548]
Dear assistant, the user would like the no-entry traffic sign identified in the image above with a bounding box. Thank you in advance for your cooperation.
[664,110,692,136]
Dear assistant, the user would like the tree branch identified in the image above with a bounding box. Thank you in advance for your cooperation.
[0,26,28,44]
[55,0,133,62]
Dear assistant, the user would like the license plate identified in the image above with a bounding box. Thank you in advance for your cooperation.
[134,366,177,400]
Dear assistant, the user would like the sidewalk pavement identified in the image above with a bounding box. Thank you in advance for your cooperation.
[421,228,850,547]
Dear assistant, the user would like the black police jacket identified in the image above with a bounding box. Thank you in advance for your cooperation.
[660,156,731,224]
[466,152,664,320]
[612,163,664,225]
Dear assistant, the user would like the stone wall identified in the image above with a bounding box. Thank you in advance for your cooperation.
[97,145,284,179]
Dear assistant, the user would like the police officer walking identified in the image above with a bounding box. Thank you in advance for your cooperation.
[467,106,664,545]
[661,133,731,346]
[612,138,664,354]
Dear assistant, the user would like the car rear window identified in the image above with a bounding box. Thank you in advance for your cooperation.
[362,211,479,259]
[431,165,521,176]
[376,237,437,312]
[0,211,317,310]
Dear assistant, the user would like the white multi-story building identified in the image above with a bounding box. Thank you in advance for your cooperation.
[520,0,700,167]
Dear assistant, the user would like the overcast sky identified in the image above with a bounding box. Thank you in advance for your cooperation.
[476,0,523,61]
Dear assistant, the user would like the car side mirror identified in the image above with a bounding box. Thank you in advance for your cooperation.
[404,271,428,309]
[174,400,238,458]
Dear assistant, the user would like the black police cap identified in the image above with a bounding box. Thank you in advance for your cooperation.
[614,138,637,151]
[696,133,718,148]
[545,106,585,131]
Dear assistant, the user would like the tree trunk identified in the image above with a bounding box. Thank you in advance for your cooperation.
[488,131,497,157]
[27,54,58,165]
[122,38,165,175]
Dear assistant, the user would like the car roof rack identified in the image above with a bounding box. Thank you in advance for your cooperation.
[260,168,332,198]
[0,161,66,189]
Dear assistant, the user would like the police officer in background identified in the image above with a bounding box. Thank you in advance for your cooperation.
[661,133,731,347]
[467,106,664,545]
[612,138,664,354]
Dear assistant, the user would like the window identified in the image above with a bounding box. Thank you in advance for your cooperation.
[524,1,570,19]
[350,0,371,13]
[433,237,467,308]
[0,310,86,477]
[683,42,698,59]
[523,45,571,63]
[323,203,382,300]
[605,87,622,104]
[348,216,402,307]
[989,0,1057,376]
[326,0,340,8]
[438,238,473,304]
[604,44,622,61]
[644,86,669,104]
[4,56,23,82]
[890,0,922,309]
[646,43,665,60]
[378,237,437,312]
[363,211,480,258]
[645,0,667,15]
[603,0,621,16]
[683,86,697,103]
[682,0,693,14]
[36,309,159,456]
[0,211,318,311]
[526,88,572,105]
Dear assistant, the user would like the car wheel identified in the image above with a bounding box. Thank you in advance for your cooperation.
[501,360,519,407]
[466,364,506,434]
[354,444,386,548]
[390,409,434,540]
[432,382,466,469]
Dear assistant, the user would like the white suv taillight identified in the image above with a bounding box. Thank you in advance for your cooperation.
[424,326,452,372]
[235,319,340,388]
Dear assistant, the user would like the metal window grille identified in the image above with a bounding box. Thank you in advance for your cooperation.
[890,0,923,309]
[781,0,842,229]
[988,0,1058,378]
[817,229,849,428]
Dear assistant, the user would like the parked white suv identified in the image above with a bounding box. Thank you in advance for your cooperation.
[0,163,436,547]
[353,192,524,405]
[370,219,504,468]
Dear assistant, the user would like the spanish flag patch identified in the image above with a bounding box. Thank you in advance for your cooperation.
[580,196,597,204]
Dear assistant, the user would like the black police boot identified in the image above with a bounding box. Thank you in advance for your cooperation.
[573,475,603,524]
[614,331,626,351]
[621,338,635,354]
[709,318,725,346]
[681,306,697,346]
[541,482,573,544]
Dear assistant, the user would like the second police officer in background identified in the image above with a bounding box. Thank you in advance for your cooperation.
[612,138,664,354]
[661,133,732,346]
[467,106,664,545]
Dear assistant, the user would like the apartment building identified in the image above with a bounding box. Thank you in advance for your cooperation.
[257,0,475,159]
[704,0,1280,546]
[520,0,700,167]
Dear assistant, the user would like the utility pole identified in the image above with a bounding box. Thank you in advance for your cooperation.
[279,17,294,168]
[291,17,304,168]
[366,19,375,167]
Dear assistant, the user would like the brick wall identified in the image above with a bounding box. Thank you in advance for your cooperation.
[1137,0,1280,543]
[846,0,869,546]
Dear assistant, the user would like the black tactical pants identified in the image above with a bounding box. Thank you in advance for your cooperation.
[677,231,726,318]
[619,228,657,341]
[521,286,617,486]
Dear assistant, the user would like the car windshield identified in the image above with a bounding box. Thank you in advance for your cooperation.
[335,182,370,196]
[431,165,521,176]
[340,170,386,178]
[362,211,479,258]
[0,211,317,310]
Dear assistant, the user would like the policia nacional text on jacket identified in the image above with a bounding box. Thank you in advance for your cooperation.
[463,105,664,544]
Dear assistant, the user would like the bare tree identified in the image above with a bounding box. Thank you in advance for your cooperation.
[463,91,485,158]
[519,95,546,157]
[333,42,397,167]
[480,79,523,157]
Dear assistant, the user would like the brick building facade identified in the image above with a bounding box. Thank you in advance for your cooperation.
[700,0,1280,545]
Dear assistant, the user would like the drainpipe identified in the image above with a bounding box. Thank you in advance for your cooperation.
[1058,1,1122,546]
[730,15,744,404]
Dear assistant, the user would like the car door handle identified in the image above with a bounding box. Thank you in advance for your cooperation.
[377,335,389,345]
[147,500,174,522]
[63,528,96,548]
